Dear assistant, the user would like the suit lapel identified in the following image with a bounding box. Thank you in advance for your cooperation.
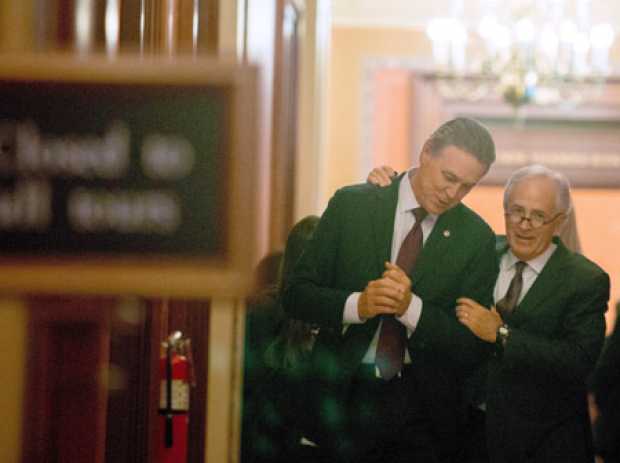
[340,180,399,367]
[370,174,401,274]
[411,205,461,288]
[506,238,572,324]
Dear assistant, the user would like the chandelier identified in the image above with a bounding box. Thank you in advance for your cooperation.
[425,0,616,110]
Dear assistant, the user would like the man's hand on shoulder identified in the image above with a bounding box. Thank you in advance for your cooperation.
[367,166,397,187]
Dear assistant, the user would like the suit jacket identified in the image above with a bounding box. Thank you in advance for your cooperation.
[591,306,620,461]
[486,236,610,463]
[283,175,498,460]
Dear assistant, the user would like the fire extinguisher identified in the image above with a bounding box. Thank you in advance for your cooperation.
[157,331,195,463]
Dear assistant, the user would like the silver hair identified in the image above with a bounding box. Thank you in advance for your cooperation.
[503,164,572,215]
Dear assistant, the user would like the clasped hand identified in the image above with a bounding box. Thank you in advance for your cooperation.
[358,262,412,320]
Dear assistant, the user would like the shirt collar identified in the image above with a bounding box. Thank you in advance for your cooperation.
[503,242,557,275]
[398,170,438,222]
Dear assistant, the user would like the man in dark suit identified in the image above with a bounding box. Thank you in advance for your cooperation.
[591,304,620,463]
[456,165,610,463]
[283,118,499,463]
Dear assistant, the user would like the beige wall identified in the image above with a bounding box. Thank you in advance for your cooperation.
[566,190,620,332]
[326,27,429,204]
[294,0,332,221]
[0,299,27,463]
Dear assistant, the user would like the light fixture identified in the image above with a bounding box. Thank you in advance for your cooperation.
[425,0,616,110]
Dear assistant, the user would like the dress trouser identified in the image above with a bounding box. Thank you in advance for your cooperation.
[331,363,439,463]
[464,406,489,463]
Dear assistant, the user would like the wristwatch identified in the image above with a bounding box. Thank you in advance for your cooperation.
[496,324,510,350]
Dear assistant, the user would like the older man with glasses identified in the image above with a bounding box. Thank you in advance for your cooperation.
[455,164,609,463]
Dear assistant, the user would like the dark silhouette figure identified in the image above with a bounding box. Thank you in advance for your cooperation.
[241,216,320,463]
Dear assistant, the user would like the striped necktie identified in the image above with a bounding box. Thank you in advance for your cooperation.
[496,261,527,317]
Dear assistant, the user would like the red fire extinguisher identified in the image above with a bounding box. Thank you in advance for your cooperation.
[157,331,195,463]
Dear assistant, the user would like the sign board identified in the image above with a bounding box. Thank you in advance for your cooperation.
[0,54,257,297]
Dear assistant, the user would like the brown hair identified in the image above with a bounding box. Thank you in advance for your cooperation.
[425,117,496,168]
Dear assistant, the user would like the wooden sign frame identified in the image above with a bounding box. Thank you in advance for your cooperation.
[0,54,258,298]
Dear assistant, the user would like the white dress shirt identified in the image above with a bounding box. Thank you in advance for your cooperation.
[494,243,557,306]
[343,173,437,364]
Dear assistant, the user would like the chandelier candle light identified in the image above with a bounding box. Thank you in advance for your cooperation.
[426,0,616,109]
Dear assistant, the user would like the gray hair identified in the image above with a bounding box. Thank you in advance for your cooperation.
[503,164,572,215]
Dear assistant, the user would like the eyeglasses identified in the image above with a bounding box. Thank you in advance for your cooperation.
[505,208,564,229]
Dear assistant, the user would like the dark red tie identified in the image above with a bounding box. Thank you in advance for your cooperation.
[376,207,427,380]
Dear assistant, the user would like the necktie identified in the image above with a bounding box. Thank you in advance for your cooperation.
[496,261,527,317]
[376,207,427,380]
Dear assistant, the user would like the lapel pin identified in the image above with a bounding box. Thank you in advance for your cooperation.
[443,229,451,238]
